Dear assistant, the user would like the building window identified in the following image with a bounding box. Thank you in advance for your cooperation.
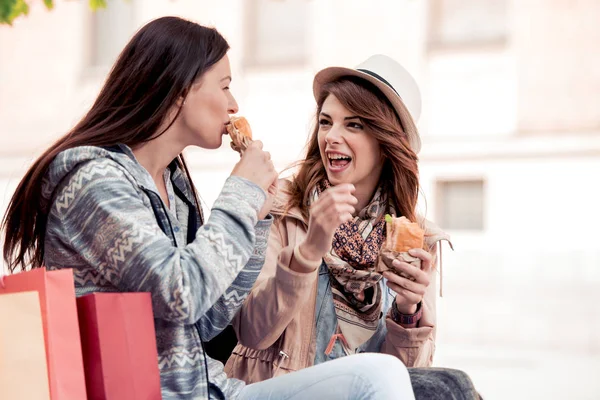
[428,0,507,48]
[436,179,485,230]
[89,0,135,68]
[244,0,310,68]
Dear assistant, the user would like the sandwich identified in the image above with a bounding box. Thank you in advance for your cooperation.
[227,116,253,153]
[384,215,424,252]
[377,215,425,278]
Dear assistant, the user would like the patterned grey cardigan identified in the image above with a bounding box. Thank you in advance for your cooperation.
[42,144,272,399]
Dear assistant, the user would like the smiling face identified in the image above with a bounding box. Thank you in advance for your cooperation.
[318,94,384,196]
[292,77,420,222]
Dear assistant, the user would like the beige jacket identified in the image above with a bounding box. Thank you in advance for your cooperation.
[225,186,451,384]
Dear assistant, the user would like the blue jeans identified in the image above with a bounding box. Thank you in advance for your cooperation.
[237,353,415,400]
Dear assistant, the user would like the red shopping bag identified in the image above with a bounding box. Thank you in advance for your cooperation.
[0,291,51,399]
[0,268,87,400]
[77,292,162,400]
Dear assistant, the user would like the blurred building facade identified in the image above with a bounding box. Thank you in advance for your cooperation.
[1,0,599,398]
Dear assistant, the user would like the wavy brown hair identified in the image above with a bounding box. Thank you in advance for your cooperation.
[287,76,420,223]
[2,17,230,272]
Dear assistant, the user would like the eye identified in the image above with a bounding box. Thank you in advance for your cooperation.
[223,86,230,91]
[347,122,364,130]
[319,118,332,126]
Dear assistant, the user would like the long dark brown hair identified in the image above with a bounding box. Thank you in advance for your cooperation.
[288,76,420,223]
[2,16,230,272]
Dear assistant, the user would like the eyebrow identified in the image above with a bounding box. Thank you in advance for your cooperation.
[320,112,360,120]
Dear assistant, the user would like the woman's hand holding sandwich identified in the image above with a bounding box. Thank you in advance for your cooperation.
[231,140,278,219]
[383,248,433,315]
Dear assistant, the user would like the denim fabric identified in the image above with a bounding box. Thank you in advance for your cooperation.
[238,353,414,400]
[313,263,480,400]
[314,262,395,364]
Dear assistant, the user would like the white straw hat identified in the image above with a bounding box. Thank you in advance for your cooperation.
[313,54,422,153]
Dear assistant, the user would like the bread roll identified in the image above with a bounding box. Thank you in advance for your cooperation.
[384,215,424,252]
[227,116,253,153]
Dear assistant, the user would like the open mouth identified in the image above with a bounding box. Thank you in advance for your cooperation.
[326,152,352,172]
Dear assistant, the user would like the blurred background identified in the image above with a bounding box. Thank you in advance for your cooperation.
[1,0,599,398]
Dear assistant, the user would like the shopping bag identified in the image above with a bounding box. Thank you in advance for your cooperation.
[0,268,87,400]
[77,292,162,400]
[0,291,51,399]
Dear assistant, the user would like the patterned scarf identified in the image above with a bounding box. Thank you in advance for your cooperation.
[313,180,387,352]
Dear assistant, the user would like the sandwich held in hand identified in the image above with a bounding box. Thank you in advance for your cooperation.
[384,215,424,252]
[377,215,425,279]
[227,116,253,153]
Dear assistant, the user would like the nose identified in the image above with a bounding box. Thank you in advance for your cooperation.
[228,91,239,114]
[324,123,344,145]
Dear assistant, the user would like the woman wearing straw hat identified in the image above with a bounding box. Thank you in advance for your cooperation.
[225,55,480,399]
